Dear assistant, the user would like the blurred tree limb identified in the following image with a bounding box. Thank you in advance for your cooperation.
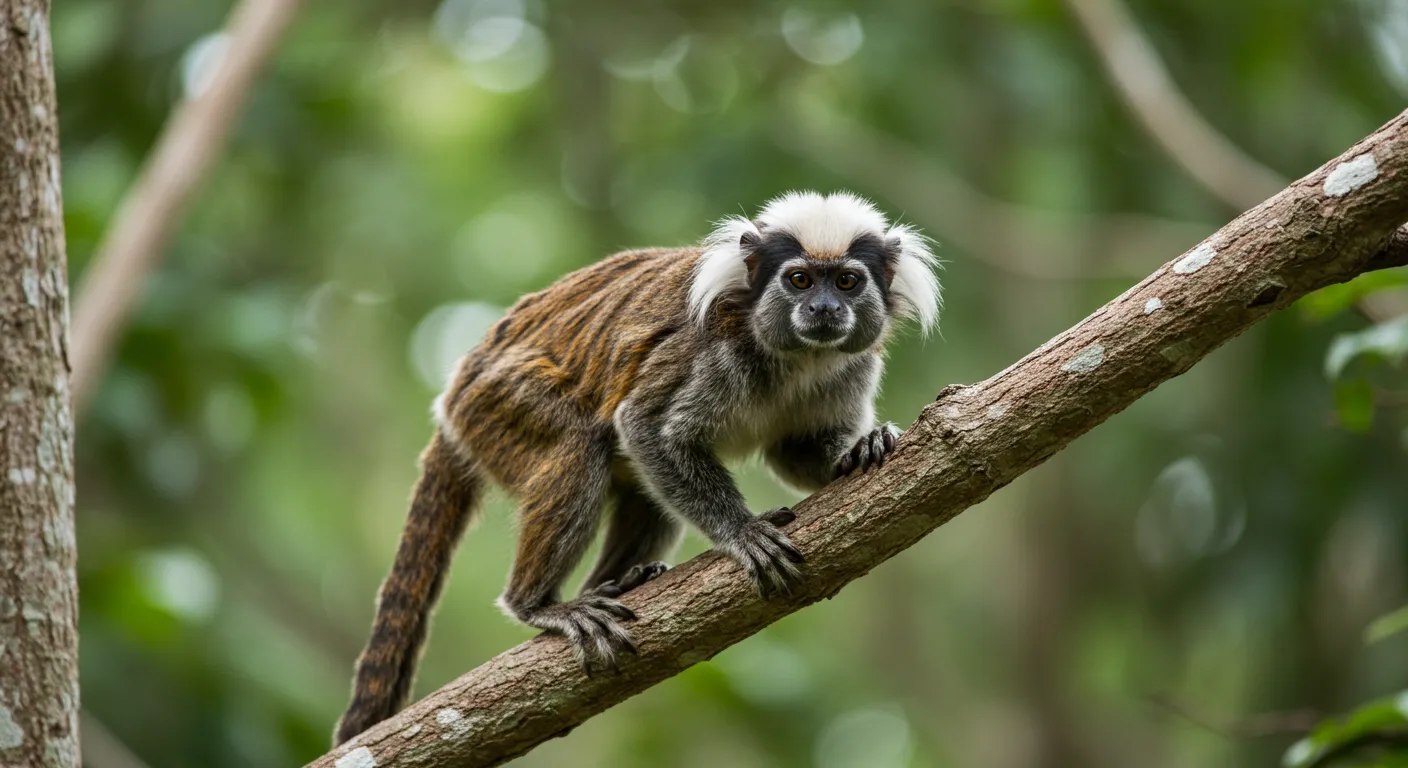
[1064,0,1408,324]
[778,103,1210,281]
[69,0,300,413]
[1062,0,1285,209]
[80,711,153,768]
[309,111,1408,768]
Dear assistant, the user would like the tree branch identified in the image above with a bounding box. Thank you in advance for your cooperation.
[1062,0,1285,210]
[311,110,1408,768]
[1063,0,1408,325]
[69,0,300,414]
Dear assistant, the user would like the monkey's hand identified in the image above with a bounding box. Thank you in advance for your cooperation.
[591,561,668,598]
[521,594,640,675]
[836,423,902,476]
[717,508,804,598]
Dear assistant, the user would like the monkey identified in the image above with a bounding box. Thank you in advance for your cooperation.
[333,190,941,745]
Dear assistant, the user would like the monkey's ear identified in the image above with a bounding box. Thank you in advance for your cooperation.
[740,230,763,284]
[882,235,904,285]
[743,249,762,285]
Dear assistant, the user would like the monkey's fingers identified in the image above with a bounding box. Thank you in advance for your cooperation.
[836,453,856,477]
[591,581,625,598]
[750,536,804,597]
[579,610,638,657]
[759,506,795,528]
[868,429,889,469]
[565,606,639,676]
[617,561,668,592]
[581,594,637,622]
[757,515,805,564]
[837,424,903,477]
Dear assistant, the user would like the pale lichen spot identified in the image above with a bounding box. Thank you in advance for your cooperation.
[1324,153,1378,197]
[0,702,23,749]
[434,709,461,726]
[12,138,25,153]
[334,746,376,768]
[401,724,423,739]
[43,736,78,766]
[1144,297,1163,314]
[8,468,36,486]
[21,606,47,638]
[1061,344,1105,373]
[6,387,29,404]
[21,270,39,307]
[986,404,1007,419]
[435,708,471,740]
[1173,244,1216,275]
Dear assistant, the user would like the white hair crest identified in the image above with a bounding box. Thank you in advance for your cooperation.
[687,190,942,333]
[884,223,942,334]
[687,214,759,329]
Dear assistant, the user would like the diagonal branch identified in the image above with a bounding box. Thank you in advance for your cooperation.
[1062,0,1286,210]
[69,0,300,414]
[311,110,1408,768]
[1064,0,1408,325]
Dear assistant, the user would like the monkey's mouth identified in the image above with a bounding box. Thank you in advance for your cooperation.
[796,321,850,346]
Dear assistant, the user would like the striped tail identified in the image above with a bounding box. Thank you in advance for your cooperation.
[334,431,482,745]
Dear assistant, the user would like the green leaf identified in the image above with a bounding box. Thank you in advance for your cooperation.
[1335,378,1376,433]
[1369,605,1408,645]
[1326,317,1408,380]
[1301,271,1408,321]
[1283,693,1408,767]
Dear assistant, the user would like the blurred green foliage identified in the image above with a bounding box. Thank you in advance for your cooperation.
[55,0,1408,766]
[1283,691,1408,768]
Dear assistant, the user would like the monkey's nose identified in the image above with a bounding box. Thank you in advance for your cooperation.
[807,298,841,316]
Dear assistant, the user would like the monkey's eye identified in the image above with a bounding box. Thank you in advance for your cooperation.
[788,271,813,290]
[836,272,859,291]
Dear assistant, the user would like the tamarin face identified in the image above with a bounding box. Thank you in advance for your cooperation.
[743,229,896,354]
[688,191,941,354]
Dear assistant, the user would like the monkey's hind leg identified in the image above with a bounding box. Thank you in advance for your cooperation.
[497,435,641,673]
[580,479,682,597]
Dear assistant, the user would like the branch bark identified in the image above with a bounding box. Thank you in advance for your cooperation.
[68,0,299,414]
[311,111,1408,768]
[0,0,80,765]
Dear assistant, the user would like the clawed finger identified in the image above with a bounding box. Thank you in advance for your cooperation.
[760,507,795,527]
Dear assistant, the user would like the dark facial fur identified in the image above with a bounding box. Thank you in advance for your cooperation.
[744,231,896,354]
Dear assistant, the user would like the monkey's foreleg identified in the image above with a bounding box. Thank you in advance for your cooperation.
[619,413,804,597]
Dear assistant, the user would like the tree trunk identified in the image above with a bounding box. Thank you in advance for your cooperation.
[0,1,80,766]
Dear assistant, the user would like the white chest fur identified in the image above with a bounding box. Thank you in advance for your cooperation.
[711,352,865,461]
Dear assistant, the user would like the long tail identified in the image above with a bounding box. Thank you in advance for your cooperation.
[334,431,482,745]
